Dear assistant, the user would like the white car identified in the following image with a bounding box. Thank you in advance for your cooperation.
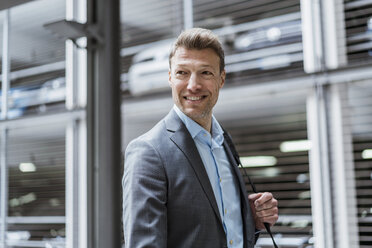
[128,41,172,96]
[38,77,66,104]
[233,20,302,51]
[0,77,66,119]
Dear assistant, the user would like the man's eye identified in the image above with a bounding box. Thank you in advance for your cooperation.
[176,71,187,75]
[202,71,213,75]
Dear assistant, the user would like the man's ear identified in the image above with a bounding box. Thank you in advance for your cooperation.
[220,70,226,88]
[168,70,172,87]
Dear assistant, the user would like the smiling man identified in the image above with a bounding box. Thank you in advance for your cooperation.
[169,46,224,131]
[123,28,278,248]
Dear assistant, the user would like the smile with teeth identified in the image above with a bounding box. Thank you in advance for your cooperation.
[184,96,206,101]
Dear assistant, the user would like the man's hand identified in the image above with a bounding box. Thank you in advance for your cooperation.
[248,192,278,230]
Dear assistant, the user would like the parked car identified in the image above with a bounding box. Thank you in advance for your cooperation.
[127,41,172,96]
[233,20,302,51]
[229,19,302,71]
[37,77,66,111]
[0,85,39,119]
[0,77,65,119]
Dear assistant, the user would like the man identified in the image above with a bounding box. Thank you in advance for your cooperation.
[123,28,278,248]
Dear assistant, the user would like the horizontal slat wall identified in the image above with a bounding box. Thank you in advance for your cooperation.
[1,0,66,72]
[193,0,301,27]
[120,0,183,48]
[0,17,3,75]
[7,124,66,242]
[344,0,372,65]
[220,90,312,246]
[194,0,305,85]
[7,223,65,242]
[348,80,372,247]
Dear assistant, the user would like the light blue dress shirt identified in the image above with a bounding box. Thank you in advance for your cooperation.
[174,106,243,248]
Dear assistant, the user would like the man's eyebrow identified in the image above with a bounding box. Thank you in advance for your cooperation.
[174,63,214,68]
[201,65,216,70]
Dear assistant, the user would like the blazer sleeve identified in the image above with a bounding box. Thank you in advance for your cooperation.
[122,138,168,248]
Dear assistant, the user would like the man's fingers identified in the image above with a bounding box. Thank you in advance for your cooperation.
[254,192,273,205]
[248,193,262,203]
[255,207,279,218]
[256,197,278,211]
[250,192,279,230]
[252,192,277,211]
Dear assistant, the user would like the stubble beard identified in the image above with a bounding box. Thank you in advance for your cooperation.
[179,97,216,125]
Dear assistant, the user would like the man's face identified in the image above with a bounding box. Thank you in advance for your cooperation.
[169,47,225,127]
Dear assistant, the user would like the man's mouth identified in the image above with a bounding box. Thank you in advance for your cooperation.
[184,96,206,101]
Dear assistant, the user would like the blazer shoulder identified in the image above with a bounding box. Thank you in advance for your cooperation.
[125,118,171,161]
[128,109,181,147]
[132,118,168,145]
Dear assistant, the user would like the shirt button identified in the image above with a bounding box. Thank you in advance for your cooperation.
[225,209,227,214]
[229,240,233,245]
[219,178,222,182]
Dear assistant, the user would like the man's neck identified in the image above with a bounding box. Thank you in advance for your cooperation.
[194,117,212,133]
[173,105,213,133]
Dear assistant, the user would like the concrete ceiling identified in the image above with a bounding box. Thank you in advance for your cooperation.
[0,0,35,11]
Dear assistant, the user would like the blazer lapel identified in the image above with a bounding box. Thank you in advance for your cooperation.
[164,110,223,225]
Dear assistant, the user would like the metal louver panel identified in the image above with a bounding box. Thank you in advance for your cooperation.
[348,80,372,247]
[193,0,301,27]
[344,0,372,65]
[219,90,312,247]
[121,0,183,48]
[0,20,3,75]
[7,124,66,243]
[194,0,305,85]
[0,0,66,72]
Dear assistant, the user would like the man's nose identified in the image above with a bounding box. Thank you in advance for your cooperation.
[187,74,201,91]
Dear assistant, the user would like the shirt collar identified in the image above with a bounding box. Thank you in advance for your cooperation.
[173,105,224,145]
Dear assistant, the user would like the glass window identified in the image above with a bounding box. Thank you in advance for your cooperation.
[6,0,66,119]
[0,0,69,247]
[7,123,66,247]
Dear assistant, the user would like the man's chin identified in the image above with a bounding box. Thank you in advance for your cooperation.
[183,110,208,122]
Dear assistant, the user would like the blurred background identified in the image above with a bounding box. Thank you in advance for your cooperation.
[0,0,372,247]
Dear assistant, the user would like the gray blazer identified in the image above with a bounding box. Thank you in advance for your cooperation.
[123,109,256,248]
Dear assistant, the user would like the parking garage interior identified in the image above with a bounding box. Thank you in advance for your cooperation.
[0,0,372,247]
